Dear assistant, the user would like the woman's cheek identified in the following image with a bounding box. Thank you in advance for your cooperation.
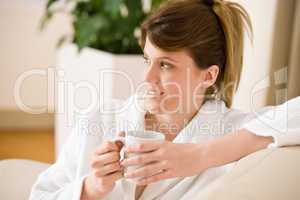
[159,85,183,113]
[161,96,182,114]
[144,87,181,114]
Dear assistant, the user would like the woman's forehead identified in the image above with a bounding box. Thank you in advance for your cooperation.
[144,37,192,62]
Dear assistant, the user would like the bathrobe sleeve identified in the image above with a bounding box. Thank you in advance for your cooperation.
[242,96,300,148]
[29,124,86,200]
[29,98,128,200]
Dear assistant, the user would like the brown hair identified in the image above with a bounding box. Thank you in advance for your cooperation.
[139,0,252,107]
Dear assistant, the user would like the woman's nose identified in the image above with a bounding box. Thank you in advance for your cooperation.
[144,64,160,84]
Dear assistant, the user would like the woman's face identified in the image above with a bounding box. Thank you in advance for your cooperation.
[142,36,217,115]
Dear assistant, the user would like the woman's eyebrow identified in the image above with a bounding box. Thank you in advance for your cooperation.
[158,56,178,63]
[143,52,178,63]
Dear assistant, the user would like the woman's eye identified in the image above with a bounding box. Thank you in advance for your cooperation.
[160,61,172,70]
[143,57,150,64]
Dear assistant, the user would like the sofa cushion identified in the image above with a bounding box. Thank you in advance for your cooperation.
[196,146,300,200]
[0,159,50,200]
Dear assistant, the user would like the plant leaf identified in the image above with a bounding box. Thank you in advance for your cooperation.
[56,35,69,48]
[74,14,109,50]
[42,0,166,54]
[39,11,53,30]
[104,0,122,19]
[46,0,59,9]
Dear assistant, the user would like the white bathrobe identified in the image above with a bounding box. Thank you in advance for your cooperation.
[29,95,300,200]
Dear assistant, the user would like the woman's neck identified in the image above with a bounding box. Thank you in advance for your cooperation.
[145,107,201,141]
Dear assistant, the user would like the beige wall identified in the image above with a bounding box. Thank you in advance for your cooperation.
[233,0,295,111]
[0,0,71,112]
[0,0,72,129]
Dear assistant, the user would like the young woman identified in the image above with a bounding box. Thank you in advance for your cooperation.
[30,0,300,199]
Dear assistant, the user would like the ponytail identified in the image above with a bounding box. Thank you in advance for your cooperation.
[212,0,253,107]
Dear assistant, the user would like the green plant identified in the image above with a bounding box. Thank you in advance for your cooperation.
[41,0,165,54]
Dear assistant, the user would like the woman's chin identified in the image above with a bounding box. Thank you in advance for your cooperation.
[145,99,180,115]
[146,106,162,114]
[146,105,179,115]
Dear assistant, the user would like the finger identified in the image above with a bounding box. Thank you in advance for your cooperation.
[103,170,123,183]
[95,141,120,155]
[95,162,123,177]
[120,151,160,166]
[115,131,126,149]
[124,161,167,179]
[125,140,164,153]
[136,169,171,185]
[92,151,120,167]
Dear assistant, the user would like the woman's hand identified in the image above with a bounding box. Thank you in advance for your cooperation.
[119,129,274,187]
[120,140,208,185]
[81,135,124,200]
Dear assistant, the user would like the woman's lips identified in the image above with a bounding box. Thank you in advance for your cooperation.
[146,90,165,98]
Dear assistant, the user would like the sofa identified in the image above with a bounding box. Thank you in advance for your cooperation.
[196,146,300,200]
[0,159,50,200]
[1,146,299,200]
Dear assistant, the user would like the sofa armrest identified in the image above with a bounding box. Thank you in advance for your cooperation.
[196,146,300,200]
[0,159,50,200]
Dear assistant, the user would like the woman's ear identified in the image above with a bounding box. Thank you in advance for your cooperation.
[202,65,219,88]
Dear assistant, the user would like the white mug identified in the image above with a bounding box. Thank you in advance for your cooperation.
[113,130,165,183]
